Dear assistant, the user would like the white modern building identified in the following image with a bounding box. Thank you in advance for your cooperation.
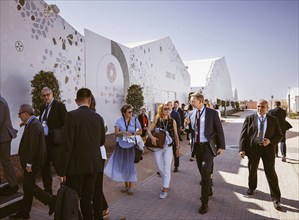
[288,87,299,113]
[0,0,190,153]
[185,57,235,104]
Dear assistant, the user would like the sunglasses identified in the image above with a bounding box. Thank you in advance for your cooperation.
[18,112,24,116]
[163,108,169,111]
[257,106,266,108]
[127,110,133,114]
[42,93,51,97]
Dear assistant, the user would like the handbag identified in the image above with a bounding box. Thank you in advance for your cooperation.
[52,128,64,145]
[130,117,143,163]
[145,129,166,149]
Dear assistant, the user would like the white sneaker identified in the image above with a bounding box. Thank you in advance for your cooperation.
[159,191,168,199]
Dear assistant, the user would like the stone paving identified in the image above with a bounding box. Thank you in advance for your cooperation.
[3,110,298,220]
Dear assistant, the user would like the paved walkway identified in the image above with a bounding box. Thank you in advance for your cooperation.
[3,110,298,219]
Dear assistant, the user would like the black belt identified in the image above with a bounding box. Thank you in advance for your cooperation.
[196,142,209,145]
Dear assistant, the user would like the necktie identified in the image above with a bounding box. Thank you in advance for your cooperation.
[197,110,201,143]
[43,105,49,121]
[258,116,265,144]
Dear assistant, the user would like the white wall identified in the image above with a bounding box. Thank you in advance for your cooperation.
[1,0,85,154]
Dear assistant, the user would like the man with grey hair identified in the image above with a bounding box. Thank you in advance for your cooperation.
[39,87,67,195]
[9,104,56,219]
[0,95,18,196]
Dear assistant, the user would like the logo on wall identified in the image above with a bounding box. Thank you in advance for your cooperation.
[106,63,116,83]
[15,41,24,52]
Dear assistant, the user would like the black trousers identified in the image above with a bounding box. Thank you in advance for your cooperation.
[93,160,107,220]
[172,143,180,168]
[193,143,214,205]
[41,137,61,194]
[21,166,52,215]
[248,144,281,201]
[66,172,98,220]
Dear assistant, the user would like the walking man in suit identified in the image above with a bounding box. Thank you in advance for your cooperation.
[9,104,56,219]
[167,101,182,172]
[185,93,225,214]
[268,101,288,162]
[39,87,67,195]
[58,88,105,219]
[0,95,18,196]
[239,100,283,210]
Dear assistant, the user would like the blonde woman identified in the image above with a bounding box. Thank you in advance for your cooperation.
[147,104,180,199]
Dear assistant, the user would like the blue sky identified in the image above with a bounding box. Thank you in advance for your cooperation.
[47,0,298,101]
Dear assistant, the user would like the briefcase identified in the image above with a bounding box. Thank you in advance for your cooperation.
[209,137,218,157]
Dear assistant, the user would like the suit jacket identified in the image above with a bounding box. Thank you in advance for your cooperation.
[0,96,18,143]
[58,106,105,176]
[189,107,225,149]
[170,110,181,129]
[18,117,47,169]
[268,107,287,132]
[39,99,67,129]
[239,113,283,155]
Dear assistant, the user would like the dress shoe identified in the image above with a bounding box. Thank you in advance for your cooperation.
[198,203,208,214]
[2,185,19,196]
[282,156,286,162]
[173,167,179,173]
[9,212,30,219]
[209,188,213,196]
[273,201,282,210]
[48,195,56,215]
[247,188,255,195]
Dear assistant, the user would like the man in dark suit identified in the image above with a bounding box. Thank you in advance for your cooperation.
[9,104,55,219]
[268,101,288,162]
[39,87,67,195]
[167,101,182,172]
[58,88,105,220]
[0,95,18,196]
[239,100,283,211]
[185,93,225,214]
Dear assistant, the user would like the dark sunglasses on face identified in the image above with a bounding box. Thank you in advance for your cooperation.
[163,108,169,111]
[257,106,266,108]
[18,112,24,116]
[127,110,133,114]
[42,93,51,97]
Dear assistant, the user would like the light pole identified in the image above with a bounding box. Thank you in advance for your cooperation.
[270,95,274,109]
[288,87,291,118]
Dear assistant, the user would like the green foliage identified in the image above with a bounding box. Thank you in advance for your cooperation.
[216,99,221,106]
[31,70,61,115]
[125,84,144,115]
[231,101,235,108]
[235,102,240,109]
[226,100,230,107]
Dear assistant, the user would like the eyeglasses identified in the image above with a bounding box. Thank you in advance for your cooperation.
[18,112,24,116]
[42,93,51,97]
[163,108,169,111]
[257,106,266,108]
[127,111,133,114]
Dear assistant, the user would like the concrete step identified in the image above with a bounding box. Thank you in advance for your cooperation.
[0,182,23,219]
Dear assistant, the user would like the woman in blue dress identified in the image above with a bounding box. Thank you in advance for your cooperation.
[104,104,142,195]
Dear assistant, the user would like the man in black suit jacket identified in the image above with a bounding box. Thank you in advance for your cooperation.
[268,101,288,162]
[58,88,105,220]
[185,93,225,214]
[0,95,18,196]
[39,87,67,194]
[9,104,55,219]
[167,101,182,172]
[239,100,283,210]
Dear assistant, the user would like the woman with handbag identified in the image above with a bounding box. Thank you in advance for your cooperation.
[104,104,142,195]
[147,104,180,199]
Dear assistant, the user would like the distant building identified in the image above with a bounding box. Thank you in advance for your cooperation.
[185,57,234,104]
[288,87,299,113]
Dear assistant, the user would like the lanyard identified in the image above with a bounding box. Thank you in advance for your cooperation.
[195,107,205,122]
[123,117,131,131]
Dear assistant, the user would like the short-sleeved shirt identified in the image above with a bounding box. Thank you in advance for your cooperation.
[115,116,141,148]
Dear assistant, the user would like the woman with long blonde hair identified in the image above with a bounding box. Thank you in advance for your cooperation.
[147,103,180,199]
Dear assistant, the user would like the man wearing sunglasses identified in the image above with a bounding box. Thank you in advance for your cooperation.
[39,87,67,195]
[239,100,283,211]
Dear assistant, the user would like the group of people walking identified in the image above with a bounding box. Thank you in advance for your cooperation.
[0,88,289,219]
